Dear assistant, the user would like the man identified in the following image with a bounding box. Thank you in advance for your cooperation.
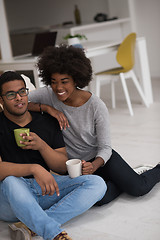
[0,71,107,240]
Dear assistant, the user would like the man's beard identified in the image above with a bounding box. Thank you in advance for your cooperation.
[4,103,28,117]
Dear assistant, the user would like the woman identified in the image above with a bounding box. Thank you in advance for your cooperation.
[28,45,160,205]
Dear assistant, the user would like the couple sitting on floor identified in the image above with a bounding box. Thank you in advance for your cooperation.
[0,45,160,240]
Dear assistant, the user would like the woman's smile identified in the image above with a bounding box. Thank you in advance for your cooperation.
[57,91,66,96]
[51,73,76,104]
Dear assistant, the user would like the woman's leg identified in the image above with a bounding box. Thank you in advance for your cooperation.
[95,181,122,206]
[94,149,160,205]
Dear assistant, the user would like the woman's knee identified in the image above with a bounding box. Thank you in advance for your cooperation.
[127,183,148,197]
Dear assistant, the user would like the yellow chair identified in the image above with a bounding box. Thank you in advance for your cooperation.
[95,32,149,116]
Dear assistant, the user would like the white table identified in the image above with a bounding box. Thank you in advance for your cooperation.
[83,40,120,58]
[0,37,153,104]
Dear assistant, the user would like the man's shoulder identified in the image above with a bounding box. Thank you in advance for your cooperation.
[0,112,2,126]
[0,111,4,121]
[0,112,6,135]
[30,111,59,127]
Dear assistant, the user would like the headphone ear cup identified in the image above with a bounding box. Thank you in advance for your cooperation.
[94,13,107,22]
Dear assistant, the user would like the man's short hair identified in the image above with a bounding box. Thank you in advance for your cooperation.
[0,71,26,95]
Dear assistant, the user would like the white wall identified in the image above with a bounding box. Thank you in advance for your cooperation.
[5,0,109,31]
[4,0,109,56]
[108,0,130,18]
[133,0,160,78]
[3,0,160,78]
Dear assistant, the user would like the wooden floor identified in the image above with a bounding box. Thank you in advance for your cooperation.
[0,78,160,240]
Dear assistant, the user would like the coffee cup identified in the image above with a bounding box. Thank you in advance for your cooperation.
[14,128,30,147]
[66,159,82,178]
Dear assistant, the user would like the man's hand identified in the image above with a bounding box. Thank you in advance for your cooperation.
[32,165,60,196]
[20,131,67,174]
[20,132,44,151]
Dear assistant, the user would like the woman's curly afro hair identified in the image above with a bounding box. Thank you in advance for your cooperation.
[37,44,93,88]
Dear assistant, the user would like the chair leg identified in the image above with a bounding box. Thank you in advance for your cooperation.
[130,70,149,108]
[111,80,116,108]
[119,73,134,116]
[95,76,101,97]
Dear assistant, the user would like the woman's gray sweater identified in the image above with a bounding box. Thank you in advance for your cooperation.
[29,86,112,163]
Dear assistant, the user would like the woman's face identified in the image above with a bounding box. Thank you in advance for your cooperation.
[50,73,77,103]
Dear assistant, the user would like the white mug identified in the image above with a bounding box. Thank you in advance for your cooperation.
[66,159,82,178]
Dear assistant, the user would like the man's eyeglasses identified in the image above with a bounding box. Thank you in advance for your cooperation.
[1,88,29,100]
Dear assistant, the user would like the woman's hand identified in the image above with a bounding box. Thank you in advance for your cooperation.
[28,103,69,130]
[82,157,105,175]
[82,160,94,175]
[47,106,69,130]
